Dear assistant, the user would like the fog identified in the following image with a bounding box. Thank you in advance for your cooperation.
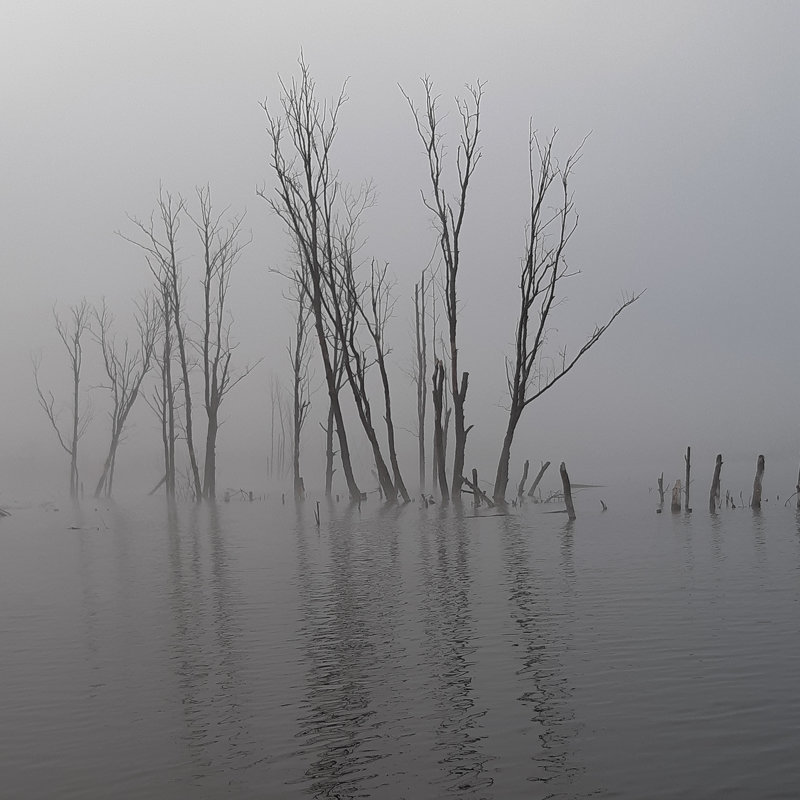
[3,1,799,501]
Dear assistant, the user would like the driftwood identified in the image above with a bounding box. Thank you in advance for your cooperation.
[709,454,722,513]
[671,479,682,512]
[463,472,494,508]
[527,461,551,498]
[559,462,576,520]
[684,446,692,512]
[751,454,765,509]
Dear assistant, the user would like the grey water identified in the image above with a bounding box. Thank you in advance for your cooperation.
[2,493,799,799]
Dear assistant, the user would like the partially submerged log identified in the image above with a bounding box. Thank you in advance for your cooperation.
[751,454,765,509]
[559,462,576,521]
[709,454,722,513]
[671,479,682,512]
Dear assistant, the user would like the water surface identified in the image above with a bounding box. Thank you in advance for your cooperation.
[2,494,799,798]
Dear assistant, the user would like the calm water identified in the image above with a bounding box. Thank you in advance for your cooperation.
[2,493,799,798]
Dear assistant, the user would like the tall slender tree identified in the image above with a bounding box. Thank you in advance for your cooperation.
[404,78,483,501]
[491,129,640,503]
[33,299,92,500]
[261,58,362,501]
[93,295,158,497]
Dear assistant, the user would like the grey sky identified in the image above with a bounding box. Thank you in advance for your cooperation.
[3,1,799,497]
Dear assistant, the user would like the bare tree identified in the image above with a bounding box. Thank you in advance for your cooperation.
[93,295,158,497]
[431,358,449,504]
[261,58,362,501]
[491,129,640,503]
[145,276,177,497]
[190,185,256,500]
[33,299,92,499]
[122,188,203,501]
[404,77,483,502]
[288,281,312,499]
[413,267,430,494]
[360,261,409,502]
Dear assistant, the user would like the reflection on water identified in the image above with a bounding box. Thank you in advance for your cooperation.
[417,511,492,797]
[3,496,800,798]
[500,514,579,796]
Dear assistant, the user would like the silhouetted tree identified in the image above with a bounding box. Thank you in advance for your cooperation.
[404,77,483,502]
[190,186,256,500]
[491,130,640,503]
[93,295,158,497]
[123,189,203,501]
[33,299,92,499]
[261,58,362,501]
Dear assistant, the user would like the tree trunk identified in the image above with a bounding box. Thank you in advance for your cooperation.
[203,409,218,500]
[657,472,664,507]
[517,459,530,502]
[324,402,336,497]
[528,461,551,499]
[709,454,722,513]
[492,410,521,504]
[560,462,576,520]
[432,361,449,505]
[671,479,682,512]
[751,454,765,509]
[685,446,691,512]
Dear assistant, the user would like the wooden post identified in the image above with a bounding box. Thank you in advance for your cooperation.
[709,454,722,513]
[751,455,765,509]
[472,468,481,508]
[684,447,691,512]
[517,459,530,502]
[657,472,665,506]
[796,461,800,510]
[560,462,576,520]
[671,479,682,512]
[527,461,551,499]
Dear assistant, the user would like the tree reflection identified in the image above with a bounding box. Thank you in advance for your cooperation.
[292,506,405,798]
[417,511,493,796]
[500,514,580,792]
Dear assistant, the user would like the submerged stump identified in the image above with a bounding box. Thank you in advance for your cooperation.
[751,454,765,509]
[560,461,576,521]
[709,454,723,513]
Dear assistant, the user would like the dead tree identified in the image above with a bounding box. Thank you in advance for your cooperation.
[684,446,692,512]
[751,454,765,509]
[413,267,430,493]
[333,225,398,503]
[560,462,576,520]
[145,276,177,497]
[190,186,257,500]
[122,188,203,501]
[404,77,483,502]
[360,261,410,502]
[492,129,640,503]
[288,281,312,500]
[657,472,665,507]
[261,58,362,501]
[709,454,722,513]
[431,358,449,504]
[517,459,530,502]
[527,460,551,499]
[33,299,92,500]
[672,480,682,512]
[93,296,158,498]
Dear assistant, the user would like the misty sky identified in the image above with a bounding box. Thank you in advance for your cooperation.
[3,1,799,498]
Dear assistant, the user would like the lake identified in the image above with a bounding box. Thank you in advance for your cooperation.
[2,491,799,798]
